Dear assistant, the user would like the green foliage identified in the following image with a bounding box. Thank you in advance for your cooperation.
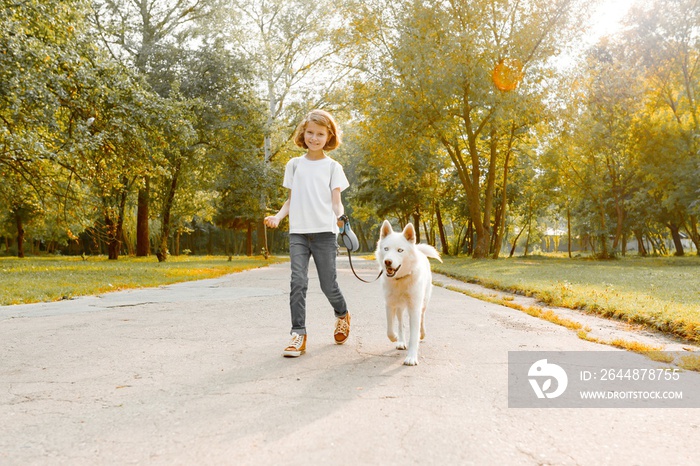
[1,0,698,261]
[346,0,591,257]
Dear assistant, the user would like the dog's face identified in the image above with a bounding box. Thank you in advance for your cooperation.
[376,220,417,278]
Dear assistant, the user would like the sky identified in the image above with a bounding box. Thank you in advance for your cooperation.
[552,0,639,70]
[587,0,637,43]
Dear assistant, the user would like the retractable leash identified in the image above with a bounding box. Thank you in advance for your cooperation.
[338,215,383,283]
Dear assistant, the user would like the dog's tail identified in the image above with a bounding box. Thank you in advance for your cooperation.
[416,244,443,263]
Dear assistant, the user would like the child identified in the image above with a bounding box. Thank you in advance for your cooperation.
[264,109,351,357]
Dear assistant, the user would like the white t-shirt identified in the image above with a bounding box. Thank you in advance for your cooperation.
[283,155,350,234]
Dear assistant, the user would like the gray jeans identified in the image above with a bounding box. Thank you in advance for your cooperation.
[289,232,348,335]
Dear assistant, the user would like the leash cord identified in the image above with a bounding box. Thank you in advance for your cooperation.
[338,215,382,283]
[346,248,383,283]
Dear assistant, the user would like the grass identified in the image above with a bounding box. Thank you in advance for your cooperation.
[0,255,288,306]
[434,254,700,344]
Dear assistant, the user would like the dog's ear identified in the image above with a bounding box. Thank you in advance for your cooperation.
[380,220,393,239]
[402,223,416,244]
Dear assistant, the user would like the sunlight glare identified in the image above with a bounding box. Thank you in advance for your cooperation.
[588,0,636,41]
[551,0,641,70]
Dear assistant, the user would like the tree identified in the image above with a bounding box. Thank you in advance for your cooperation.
[623,0,700,255]
[226,0,351,162]
[68,64,177,259]
[1,0,88,187]
[554,40,646,258]
[0,170,44,257]
[224,0,356,253]
[351,78,451,245]
[0,0,101,256]
[154,42,267,257]
[347,0,592,257]
[90,0,225,257]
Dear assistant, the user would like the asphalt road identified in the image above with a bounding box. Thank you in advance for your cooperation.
[1,258,699,465]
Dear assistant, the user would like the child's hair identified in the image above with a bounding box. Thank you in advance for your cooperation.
[293,109,342,150]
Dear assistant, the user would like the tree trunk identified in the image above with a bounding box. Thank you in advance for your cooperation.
[508,232,521,258]
[490,199,502,257]
[207,228,213,255]
[668,222,685,256]
[122,228,133,256]
[649,233,664,255]
[106,184,129,261]
[685,215,700,256]
[509,216,529,258]
[466,220,474,256]
[491,190,507,259]
[136,177,150,256]
[15,213,25,258]
[451,223,464,256]
[438,133,489,258]
[523,221,532,257]
[355,222,368,252]
[567,208,572,258]
[246,221,253,256]
[474,126,498,259]
[599,234,610,259]
[633,229,647,256]
[421,221,430,245]
[106,214,120,260]
[612,202,624,252]
[597,202,610,258]
[224,228,230,256]
[435,202,449,256]
[492,133,514,259]
[158,159,182,262]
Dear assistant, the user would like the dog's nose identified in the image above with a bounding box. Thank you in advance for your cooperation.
[384,259,392,267]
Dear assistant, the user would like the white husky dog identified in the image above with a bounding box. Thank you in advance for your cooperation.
[376,220,442,366]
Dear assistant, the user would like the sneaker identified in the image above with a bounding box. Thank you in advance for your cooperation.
[283,332,306,357]
[334,312,351,345]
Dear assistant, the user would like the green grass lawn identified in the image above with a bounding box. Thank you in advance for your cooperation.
[433,255,700,344]
[0,255,287,306]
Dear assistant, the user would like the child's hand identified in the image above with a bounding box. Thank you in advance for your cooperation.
[264,216,280,228]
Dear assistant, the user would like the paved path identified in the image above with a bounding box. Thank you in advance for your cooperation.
[1,258,699,465]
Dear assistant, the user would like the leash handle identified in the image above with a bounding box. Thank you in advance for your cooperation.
[338,214,349,233]
[338,215,382,283]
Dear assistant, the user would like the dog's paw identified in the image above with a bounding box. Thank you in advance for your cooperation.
[387,332,397,342]
[403,355,419,366]
[395,341,407,350]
